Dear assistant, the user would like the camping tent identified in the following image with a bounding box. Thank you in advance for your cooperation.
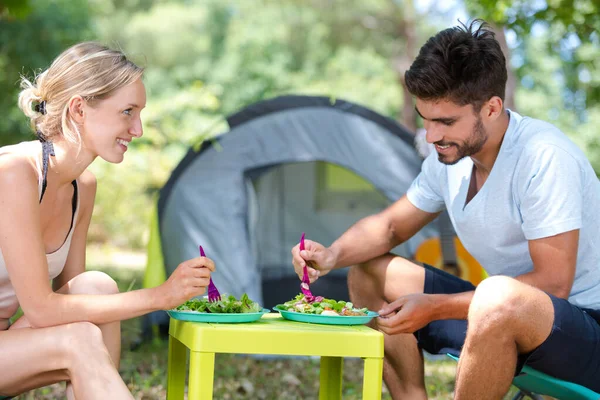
[141,95,437,336]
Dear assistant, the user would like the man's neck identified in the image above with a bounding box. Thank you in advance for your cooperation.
[471,110,510,176]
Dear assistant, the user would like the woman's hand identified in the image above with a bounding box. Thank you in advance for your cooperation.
[290,239,336,284]
[157,256,215,310]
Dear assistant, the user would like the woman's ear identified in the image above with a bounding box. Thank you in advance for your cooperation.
[68,95,86,124]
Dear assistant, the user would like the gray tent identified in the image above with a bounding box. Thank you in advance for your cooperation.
[142,95,435,338]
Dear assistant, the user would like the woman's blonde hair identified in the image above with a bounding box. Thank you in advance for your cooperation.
[18,42,144,143]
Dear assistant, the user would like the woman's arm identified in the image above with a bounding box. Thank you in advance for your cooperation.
[0,157,212,329]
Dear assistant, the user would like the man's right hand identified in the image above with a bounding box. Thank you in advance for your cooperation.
[291,239,336,283]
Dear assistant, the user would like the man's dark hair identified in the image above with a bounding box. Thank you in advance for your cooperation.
[405,19,507,111]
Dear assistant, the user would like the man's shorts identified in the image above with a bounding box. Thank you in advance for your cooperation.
[415,263,600,392]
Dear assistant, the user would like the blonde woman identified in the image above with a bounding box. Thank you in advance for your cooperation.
[0,42,214,399]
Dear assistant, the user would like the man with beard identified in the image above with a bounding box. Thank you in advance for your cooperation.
[290,19,600,399]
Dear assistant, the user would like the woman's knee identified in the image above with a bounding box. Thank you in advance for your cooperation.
[64,271,119,295]
[61,322,111,366]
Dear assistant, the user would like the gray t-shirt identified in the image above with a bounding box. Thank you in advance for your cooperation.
[407,110,600,309]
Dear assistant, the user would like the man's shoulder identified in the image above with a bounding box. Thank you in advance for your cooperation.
[511,112,584,161]
[512,112,564,143]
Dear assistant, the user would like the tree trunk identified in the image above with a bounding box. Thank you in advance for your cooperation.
[493,25,517,111]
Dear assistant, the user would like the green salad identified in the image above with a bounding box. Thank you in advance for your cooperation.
[276,293,369,316]
[174,293,262,314]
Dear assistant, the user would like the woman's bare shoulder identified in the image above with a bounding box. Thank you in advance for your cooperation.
[0,142,39,187]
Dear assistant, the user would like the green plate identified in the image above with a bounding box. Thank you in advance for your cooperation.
[167,308,270,323]
[273,306,378,325]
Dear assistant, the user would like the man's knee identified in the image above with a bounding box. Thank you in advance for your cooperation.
[348,261,374,286]
[468,276,533,337]
[348,256,388,292]
[467,276,555,353]
[470,276,520,315]
[348,263,372,297]
[349,255,426,301]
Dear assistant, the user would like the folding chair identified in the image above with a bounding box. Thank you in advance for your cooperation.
[447,354,600,400]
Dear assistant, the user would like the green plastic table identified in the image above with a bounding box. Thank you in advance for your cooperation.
[167,313,384,399]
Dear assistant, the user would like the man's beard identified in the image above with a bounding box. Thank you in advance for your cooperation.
[436,117,488,165]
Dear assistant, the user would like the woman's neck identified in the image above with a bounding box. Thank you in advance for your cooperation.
[45,138,96,187]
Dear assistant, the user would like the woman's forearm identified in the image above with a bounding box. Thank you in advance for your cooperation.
[28,287,168,328]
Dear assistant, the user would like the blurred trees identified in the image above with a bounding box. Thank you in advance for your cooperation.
[467,0,599,110]
[85,0,417,247]
[465,0,600,174]
[0,0,93,144]
[1,0,599,248]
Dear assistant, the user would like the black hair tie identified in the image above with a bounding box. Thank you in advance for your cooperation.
[35,100,47,115]
[36,129,50,143]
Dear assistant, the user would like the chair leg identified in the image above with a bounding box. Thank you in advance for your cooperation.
[512,391,527,400]
[528,394,545,400]
[512,390,545,400]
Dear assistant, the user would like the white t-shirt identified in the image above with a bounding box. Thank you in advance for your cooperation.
[407,110,600,310]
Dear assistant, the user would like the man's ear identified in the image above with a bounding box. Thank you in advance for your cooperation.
[68,95,86,124]
[483,96,504,120]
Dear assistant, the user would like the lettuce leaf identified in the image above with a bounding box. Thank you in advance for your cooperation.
[175,293,262,313]
[276,293,368,316]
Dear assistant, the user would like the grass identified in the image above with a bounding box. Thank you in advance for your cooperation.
[13,263,522,400]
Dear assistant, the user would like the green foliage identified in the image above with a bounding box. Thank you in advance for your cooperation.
[5,0,600,248]
[0,0,32,18]
[467,0,599,37]
[84,0,414,249]
[0,0,93,145]
[465,0,600,173]
[466,0,600,109]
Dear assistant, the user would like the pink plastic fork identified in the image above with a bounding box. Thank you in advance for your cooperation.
[199,245,221,302]
[299,233,314,301]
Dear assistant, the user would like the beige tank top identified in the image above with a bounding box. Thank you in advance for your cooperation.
[0,142,80,330]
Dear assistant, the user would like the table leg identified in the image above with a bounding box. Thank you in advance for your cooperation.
[362,357,384,400]
[167,335,187,400]
[188,351,215,400]
[319,356,343,400]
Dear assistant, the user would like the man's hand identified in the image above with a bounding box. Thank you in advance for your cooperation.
[291,239,336,283]
[377,293,437,335]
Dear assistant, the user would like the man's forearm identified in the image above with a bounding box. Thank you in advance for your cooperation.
[429,269,573,321]
[329,213,399,269]
[430,291,474,320]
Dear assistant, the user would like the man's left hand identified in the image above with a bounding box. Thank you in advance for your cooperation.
[377,293,436,335]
